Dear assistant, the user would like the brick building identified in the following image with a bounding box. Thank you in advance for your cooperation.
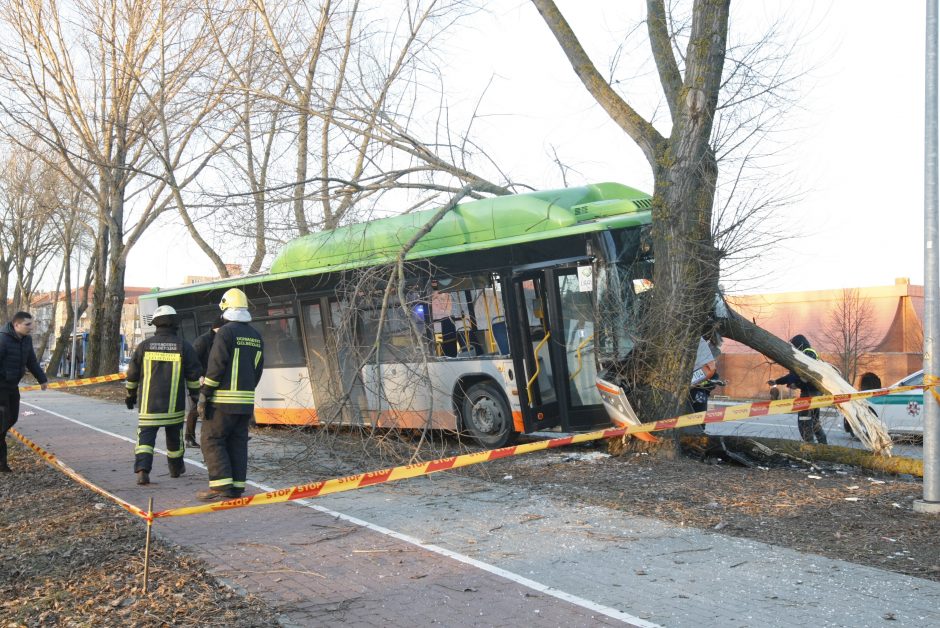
[718,278,924,399]
[28,286,152,366]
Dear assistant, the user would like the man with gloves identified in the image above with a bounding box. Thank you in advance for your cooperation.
[126,305,203,485]
[196,288,264,501]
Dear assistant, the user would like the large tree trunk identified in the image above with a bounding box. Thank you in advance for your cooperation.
[88,175,127,376]
[717,303,892,454]
[625,148,722,423]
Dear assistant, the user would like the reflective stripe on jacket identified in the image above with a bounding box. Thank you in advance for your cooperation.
[203,321,264,414]
[126,329,203,424]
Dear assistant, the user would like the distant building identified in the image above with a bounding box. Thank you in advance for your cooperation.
[719,278,923,399]
[27,286,152,365]
[182,263,243,287]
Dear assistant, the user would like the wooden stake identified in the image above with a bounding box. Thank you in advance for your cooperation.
[143,497,154,593]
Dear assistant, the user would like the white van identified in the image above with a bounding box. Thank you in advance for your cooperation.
[865,370,925,436]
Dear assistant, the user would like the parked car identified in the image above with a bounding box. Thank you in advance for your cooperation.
[858,370,925,436]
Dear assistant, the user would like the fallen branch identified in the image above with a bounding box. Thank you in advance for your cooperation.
[681,435,923,477]
[717,302,892,454]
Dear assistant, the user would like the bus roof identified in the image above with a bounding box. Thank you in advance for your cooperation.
[143,182,651,300]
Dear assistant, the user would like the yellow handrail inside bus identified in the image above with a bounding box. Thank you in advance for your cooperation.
[460,315,471,351]
[569,333,594,381]
[526,331,551,406]
[481,286,496,352]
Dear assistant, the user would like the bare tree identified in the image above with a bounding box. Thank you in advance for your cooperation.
[528,2,892,454]
[191,0,512,276]
[0,0,222,374]
[530,0,728,423]
[0,143,62,316]
[819,289,879,387]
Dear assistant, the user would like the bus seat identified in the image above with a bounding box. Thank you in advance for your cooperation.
[438,317,458,357]
[491,320,509,354]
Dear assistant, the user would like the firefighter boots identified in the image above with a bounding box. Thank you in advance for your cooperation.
[169,460,186,478]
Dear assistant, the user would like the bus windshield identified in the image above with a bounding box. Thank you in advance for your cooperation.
[593,225,654,367]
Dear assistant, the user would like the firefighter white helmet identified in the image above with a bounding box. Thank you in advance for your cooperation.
[151,304,178,327]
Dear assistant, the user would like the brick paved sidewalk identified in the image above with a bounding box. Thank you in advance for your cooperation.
[13,397,645,627]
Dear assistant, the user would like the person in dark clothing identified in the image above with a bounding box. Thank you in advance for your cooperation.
[196,288,264,501]
[768,334,828,444]
[688,337,725,413]
[0,312,48,472]
[689,375,726,413]
[183,317,225,448]
[125,305,203,485]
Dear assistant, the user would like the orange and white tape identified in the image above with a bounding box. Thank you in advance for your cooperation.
[152,384,927,519]
[19,372,127,392]
[9,428,151,521]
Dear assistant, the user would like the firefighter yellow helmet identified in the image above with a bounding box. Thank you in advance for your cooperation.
[219,288,248,310]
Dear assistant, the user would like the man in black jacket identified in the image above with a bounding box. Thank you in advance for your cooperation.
[0,312,48,472]
[182,317,225,448]
[196,288,264,501]
[768,334,828,444]
[126,305,203,485]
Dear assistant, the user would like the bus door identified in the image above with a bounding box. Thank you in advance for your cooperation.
[328,300,370,424]
[508,272,560,432]
[509,264,608,433]
[301,298,339,422]
[547,265,607,431]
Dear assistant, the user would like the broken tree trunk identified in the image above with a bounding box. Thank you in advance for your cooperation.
[716,301,893,455]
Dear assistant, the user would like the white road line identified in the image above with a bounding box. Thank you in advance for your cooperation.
[21,400,659,628]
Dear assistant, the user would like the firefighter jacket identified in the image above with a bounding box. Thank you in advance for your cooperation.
[192,329,216,371]
[202,321,264,414]
[771,347,820,397]
[126,328,203,426]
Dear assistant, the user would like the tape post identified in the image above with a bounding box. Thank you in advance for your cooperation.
[152,383,923,519]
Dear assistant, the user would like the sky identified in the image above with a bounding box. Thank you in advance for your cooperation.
[123,1,929,297]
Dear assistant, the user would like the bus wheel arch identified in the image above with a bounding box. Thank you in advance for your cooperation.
[455,377,518,448]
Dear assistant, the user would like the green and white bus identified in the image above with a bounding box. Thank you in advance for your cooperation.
[139,183,654,447]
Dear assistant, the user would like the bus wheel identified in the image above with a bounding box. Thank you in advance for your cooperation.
[462,383,518,449]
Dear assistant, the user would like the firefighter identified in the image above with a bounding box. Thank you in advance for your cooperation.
[182,316,225,448]
[196,288,264,501]
[125,305,203,485]
[767,334,828,444]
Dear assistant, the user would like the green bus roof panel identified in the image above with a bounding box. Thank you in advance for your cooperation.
[271,183,650,275]
[144,183,651,301]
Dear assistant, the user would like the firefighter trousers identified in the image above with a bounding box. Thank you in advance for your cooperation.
[201,407,250,493]
[135,422,185,474]
[797,409,828,444]
[184,405,198,441]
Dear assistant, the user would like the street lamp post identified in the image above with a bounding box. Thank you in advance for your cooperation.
[916,0,940,514]
[69,242,81,380]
